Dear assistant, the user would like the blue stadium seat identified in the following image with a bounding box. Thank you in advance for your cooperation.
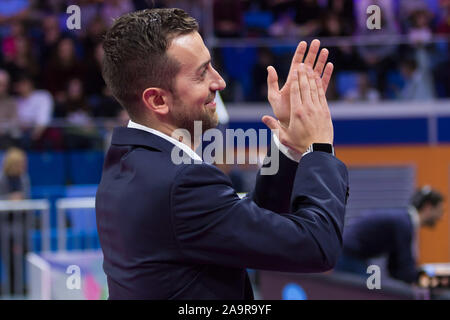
[29,228,59,253]
[244,11,273,29]
[27,152,66,186]
[67,151,104,185]
[31,185,66,238]
[221,47,257,98]
[65,184,99,250]
[385,70,405,99]
[336,71,360,98]
[31,185,66,200]
[30,184,100,251]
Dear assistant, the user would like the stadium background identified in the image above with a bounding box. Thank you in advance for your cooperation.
[0,0,449,299]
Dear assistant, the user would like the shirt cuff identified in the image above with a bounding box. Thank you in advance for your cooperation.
[272,134,303,163]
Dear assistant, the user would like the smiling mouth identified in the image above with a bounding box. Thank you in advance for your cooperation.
[205,95,216,107]
[205,100,216,108]
[206,92,216,101]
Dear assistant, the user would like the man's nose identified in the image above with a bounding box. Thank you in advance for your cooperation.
[211,68,226,91]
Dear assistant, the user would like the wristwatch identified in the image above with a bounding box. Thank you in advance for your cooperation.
[305,143,335,156]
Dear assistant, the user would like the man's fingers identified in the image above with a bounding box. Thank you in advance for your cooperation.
[285,41,306,85]
[289,41,307,72]
[314,48,329,76]
[316,73,327,109]
[321,62,334,92]
[299,64,312,106]
[290,69,302,118]
[307,66,320,106]
[304,39,320,68]
[267,66,279,99]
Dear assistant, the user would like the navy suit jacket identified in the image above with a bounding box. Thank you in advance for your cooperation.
[342,208,418,283]
[95,127,349,299]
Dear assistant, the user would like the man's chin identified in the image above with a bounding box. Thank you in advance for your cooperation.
[203,111,219,130]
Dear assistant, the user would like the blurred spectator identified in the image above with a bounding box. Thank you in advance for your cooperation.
[0,0,30,37]
[401,7,436,100]
[61,77,102,150]
[0,146,30,296]
[318,12,346,37]
[0,147,30,200]
[2,31,39,83]
[356,0,400,97]
[399,0,437,31]
[267,0,298,37]
[294,0,323,36]
[436,0,450,34]
[214,0,244,37]
[397,55,436,100]
[335,186,444,284]
[84,42,122,117]
[93,86,123,118]
[56,77,89,118]
[33,0,67,14]
[84,42,107,99]
[0,70,19,149]
[77,0,102,35]
[408,9,434,44]
[268,10,299,37]
[344,73,380,102]
[326,0,354,35]
[14,73,56,149]
[37,15,64,66]
[317,12,366,73]
[82,17,107,60]
[43,37,85,103]
[1,20,26,64]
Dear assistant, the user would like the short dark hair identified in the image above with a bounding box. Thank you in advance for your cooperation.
[410,186,443,211]
[102,8,198,118]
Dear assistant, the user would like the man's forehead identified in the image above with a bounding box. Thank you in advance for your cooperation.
[167,32,210,69]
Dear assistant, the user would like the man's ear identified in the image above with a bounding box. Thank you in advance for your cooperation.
[142,87,170,116]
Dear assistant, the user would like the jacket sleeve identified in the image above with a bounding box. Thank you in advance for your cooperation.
[249,146,299,213]
[170,151,349,273]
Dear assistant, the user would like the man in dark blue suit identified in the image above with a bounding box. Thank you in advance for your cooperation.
[96,8,349,299]
[335,187,444,283]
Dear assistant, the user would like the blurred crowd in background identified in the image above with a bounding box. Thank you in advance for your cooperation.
[0,0,448,152]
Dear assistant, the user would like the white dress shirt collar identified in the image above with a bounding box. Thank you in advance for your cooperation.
[127,120,202,162]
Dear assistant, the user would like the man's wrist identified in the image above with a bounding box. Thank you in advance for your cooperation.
[303,143,335,156]
[272,134,302,162]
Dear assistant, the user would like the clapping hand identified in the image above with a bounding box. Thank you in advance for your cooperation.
[263,63,333,155]
[265,39,333,129]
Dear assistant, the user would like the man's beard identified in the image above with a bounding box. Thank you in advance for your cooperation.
[169,95,219,141]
